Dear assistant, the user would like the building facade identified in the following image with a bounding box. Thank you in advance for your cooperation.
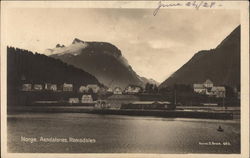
[124,85,142,94]
[211,86,226,98]
[81,95,93,103]
[63,83,73,91]
[69,98,80,104]
[113,87,123,95]
[79,86,88,93]
[193,79,226,98]
[193,84,206,94]
[45,83,57,91]
[33,84,43,91]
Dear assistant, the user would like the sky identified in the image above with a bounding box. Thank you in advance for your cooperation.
[5,8,240,82]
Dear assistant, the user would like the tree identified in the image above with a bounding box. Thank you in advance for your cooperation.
[87,88,94,94]
[145,83,154,93]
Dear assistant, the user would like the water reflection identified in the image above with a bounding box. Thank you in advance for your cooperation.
[8,113,240,153]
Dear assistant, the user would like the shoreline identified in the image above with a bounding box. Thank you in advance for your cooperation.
[8,105,237,120]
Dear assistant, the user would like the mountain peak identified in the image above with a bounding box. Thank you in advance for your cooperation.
[72,38,85,44]
[50,39,145,89]
[56,44,65,48]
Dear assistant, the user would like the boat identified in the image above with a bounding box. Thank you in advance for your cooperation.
[217,126,224,132]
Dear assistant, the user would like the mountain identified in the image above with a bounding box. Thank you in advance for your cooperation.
[7,46,100,91]
[159,25,240,89]
[49,38,145,89]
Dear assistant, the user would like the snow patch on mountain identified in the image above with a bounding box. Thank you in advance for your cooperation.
[44,42,88,56]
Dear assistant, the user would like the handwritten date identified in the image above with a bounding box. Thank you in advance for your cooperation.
[154,0,220,16]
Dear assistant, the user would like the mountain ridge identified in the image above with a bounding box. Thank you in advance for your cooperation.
[159,25,240,88]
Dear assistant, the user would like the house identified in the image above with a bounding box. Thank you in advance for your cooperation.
[211,86,226,98]
[107,88,113,93]
[193,79,226,98]
[21,84,32,91]
[63,83,73,91]
[86,84,100,93]
[69,98,80,104]
[33,84,43,91]
[45,83,57,91]
[124,85,142,94]
[79,84,100,93]
[113,87,123,94]
[81,95,94,103]
[193,84,206,94]
[79,86,88,93]
[193,79,214,95]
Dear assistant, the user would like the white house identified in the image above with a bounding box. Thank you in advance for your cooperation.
[193,84,206,94]
[45,83,57,91]
[107,88,113,93]
[79,86,88,93]
[69,98,80,104]
[211,86,226,98]
[81,95,93,103]
[193,79,213,94]
[124,85,142,94]
[193,79,226,98]
[63,83,73,91]
[33,84,43,91]
[113,87,123,95]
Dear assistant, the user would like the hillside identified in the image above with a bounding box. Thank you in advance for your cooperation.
[159,25,240,89]
[7,46,100,91]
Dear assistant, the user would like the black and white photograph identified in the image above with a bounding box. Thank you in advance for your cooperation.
[1,1,249,157]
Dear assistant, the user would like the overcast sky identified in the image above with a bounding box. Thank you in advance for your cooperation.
[6,8,240,82]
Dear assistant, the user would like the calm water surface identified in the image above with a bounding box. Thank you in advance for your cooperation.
[7,113,240,153]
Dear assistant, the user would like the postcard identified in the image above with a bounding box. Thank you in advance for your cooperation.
[1,1,249,158]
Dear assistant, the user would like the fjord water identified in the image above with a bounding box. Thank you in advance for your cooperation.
[8,113,240,153]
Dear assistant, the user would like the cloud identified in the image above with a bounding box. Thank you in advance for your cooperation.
[148,40,185,49]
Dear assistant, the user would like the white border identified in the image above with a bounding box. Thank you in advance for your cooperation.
[1,1,249,158]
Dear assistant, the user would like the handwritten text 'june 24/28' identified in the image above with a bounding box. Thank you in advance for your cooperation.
[153,0,222,16]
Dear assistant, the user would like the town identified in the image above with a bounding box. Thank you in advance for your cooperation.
[19,79,175,110]
[17,77,240,112]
